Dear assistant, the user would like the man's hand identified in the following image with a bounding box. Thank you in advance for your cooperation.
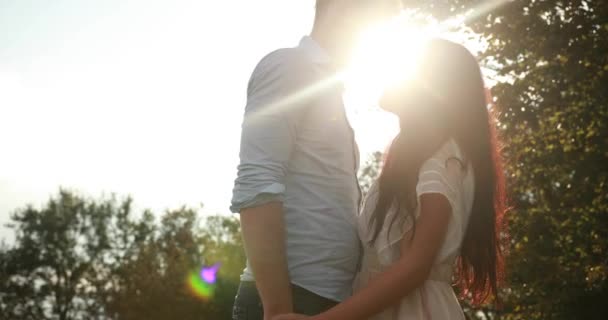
[240,202,293,319]
[272,313,310,320]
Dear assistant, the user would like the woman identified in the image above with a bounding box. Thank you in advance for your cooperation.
[274,38,507,320]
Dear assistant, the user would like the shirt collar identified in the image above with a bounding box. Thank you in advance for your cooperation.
[299,36,332,65]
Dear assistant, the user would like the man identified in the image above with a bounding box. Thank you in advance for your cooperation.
[231,1,401,319]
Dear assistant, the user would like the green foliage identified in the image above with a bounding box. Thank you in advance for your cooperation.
[0,190,151,320]
[0,191,245,320]
[470,2,607,319]
[104,208,208,319]
[200,216,247,319]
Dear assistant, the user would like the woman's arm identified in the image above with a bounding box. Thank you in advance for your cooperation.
[281,193,452,320]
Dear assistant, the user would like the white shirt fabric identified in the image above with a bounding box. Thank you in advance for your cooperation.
[231,36,362,301]
[355,139,475,319]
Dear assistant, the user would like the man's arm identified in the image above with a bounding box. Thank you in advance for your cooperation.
[232,50,311,320]
[240,202,292,319]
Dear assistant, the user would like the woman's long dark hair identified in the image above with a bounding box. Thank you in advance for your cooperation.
[370,39,507,305]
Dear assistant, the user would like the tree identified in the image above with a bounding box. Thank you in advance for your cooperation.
[0,190,154,320]
[104,209,245,320]
[400,1,608,318]
[0,243,44,320]
[1,190,246,319]
[467,2,607,319]
[199,215,247,319]
[105,208,208,319]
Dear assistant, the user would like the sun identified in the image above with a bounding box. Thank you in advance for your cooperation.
[344,16,439,106]
[341,15,443,157]
[337,13,484,157]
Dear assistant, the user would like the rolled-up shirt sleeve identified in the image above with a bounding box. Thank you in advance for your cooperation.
[230,50,311,213]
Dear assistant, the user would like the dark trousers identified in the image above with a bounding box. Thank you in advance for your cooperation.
[232,281,338,320]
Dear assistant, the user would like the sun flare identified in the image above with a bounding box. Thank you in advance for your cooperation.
[342,15,446,157]
[345,16,438,104]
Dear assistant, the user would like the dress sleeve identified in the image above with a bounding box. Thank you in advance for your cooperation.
[415,154,465,218]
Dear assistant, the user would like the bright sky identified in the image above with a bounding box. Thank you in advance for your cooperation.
[0,0,406,242]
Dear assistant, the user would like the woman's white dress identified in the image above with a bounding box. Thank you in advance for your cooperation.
[355,139,475,320]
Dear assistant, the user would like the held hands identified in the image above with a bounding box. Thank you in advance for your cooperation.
[272,313,310,320]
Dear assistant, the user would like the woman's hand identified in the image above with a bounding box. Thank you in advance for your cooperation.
[272,313,310,320]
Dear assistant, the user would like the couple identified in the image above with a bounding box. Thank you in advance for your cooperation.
[231,1,506,320]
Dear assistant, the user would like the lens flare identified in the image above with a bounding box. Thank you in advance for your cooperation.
[201,263,220,283]
[187,263,221,301]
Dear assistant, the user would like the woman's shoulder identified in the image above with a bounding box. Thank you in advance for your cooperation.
[432,138,465,163]
[420,139,466,175]
[417,138,473,203]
